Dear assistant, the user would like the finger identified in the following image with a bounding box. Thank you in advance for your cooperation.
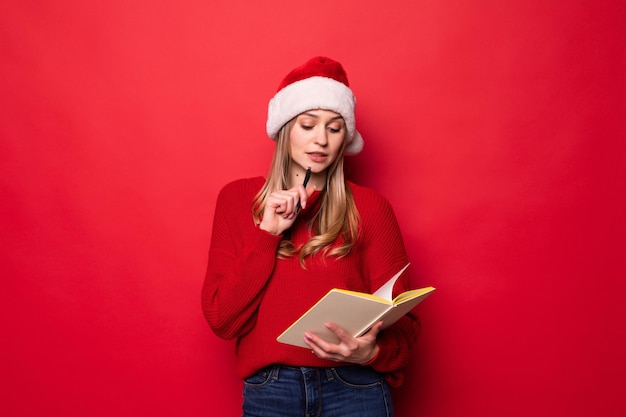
[269,192,296,216]
[325,322,358,348]
[297,184,316,210]
[304,331,340,358]
[304,331,328,351]
[362,321,383,339]
[304,334,326,358]
[283,190,300,215]
[267,197,286,214]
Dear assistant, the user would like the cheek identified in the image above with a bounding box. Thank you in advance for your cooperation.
[330,135,346,153]
[289,129,307,148]
[287,137,300,156]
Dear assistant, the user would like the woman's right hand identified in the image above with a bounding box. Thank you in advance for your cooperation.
[259,185,315,235]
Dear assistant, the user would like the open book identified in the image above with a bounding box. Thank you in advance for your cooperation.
[277,264,435,348]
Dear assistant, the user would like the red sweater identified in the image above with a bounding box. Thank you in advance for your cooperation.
[202,177,420,386]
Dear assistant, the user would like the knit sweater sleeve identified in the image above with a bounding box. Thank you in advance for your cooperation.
[353,185,422,387]
[201,179,282,340]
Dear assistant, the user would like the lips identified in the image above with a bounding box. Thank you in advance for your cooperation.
[307,152,328,163]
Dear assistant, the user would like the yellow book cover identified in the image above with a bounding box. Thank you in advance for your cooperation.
[277,264,435,348]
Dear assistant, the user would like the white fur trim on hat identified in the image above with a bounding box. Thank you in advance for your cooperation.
[266,76,364,155]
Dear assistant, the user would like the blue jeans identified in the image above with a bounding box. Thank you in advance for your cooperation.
[242,365,394,417]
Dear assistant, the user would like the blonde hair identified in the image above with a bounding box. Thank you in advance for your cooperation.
[252,119,360,266]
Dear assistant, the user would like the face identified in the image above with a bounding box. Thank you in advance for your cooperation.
[288,109,346,177]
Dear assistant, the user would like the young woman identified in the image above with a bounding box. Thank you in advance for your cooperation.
[202,56,421,417]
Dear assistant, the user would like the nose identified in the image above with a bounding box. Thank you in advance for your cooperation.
[314,127,328,146]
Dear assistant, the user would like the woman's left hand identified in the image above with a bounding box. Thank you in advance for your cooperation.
[304,321,382,365]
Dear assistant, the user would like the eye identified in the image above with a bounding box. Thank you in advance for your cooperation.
[300,124,314,131]
[328,125,343,134]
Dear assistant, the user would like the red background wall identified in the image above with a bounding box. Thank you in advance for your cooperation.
[1,1,624,416]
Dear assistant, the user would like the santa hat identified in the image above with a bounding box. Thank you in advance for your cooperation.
[266,56,364,155]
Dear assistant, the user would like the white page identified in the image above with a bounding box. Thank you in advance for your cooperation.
[372,263,410,301]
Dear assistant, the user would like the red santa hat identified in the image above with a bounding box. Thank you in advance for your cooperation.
[266,56,364,155]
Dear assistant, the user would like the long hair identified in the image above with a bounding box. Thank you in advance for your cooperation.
[252,119,360,266]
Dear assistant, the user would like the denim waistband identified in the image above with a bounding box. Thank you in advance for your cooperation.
[264,364,339,381]
[261,364,378,383]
